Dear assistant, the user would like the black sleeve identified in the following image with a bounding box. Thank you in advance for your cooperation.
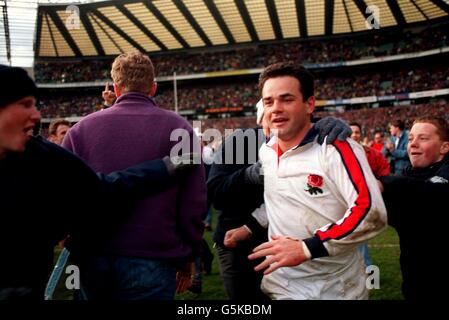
[43,136,176,203]
[97,158,175,200]
[207,164,252,210]
[40,140,104,240]
[35,138,173,254]
[380,175,449,229]
[207,130,264,221]
[245,215,268,240]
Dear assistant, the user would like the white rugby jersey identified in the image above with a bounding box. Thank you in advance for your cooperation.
[259,126,387,300]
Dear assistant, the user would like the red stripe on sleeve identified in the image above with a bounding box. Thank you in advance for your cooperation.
[316,140,372,242]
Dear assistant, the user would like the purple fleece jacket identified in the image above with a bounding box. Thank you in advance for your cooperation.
[62,92,206,260]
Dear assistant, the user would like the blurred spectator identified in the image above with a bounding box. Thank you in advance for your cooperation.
[34,22,449,83]
[350,122,390,179]
[102,82,116,108]
[371,131,385,152]
[37,65,449,119]
[383,119,411,175]
[47,118,70,145]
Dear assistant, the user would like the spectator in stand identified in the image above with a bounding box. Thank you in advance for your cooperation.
[36,62,449,118]
[350,123,390,179]
[362,136,370,147]
[62,51,206,300]
[34,22,449,82]
[371,131,385,152]
[383,119,411,175]
[47,118,70,145]
[102,82,116,108]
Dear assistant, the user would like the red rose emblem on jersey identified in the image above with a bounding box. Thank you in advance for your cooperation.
[307,174,323,188]
[305,174,324,195]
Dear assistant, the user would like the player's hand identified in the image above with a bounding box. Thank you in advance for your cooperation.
[248,235,309,275]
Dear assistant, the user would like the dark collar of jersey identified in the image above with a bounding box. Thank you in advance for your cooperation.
[405,153,449,180]
[292,125,318,150]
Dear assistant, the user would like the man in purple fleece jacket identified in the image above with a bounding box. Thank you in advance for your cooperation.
[62,51,207,300]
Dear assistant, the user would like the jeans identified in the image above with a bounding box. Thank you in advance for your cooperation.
[358,243,372,267]
[78,255,176,300]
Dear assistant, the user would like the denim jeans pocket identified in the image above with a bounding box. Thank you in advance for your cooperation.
[113,257,176,300]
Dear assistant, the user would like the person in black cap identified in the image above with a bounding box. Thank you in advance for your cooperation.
[0,65,197,300]
[0,65,40,155]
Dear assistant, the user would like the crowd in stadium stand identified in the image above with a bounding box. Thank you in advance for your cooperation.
[315,66,449,98]
[38,98,449,145]
[38,94,104,118]
[315,100,449,138]
[34,22,449,83]
[198,100,449,140]
[38,65,449,118]
[41,100,448,143]
[155,82,259,111]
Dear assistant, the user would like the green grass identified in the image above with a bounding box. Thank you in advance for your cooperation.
[52,214,402,300]
[368,227,403,300]
[178,224,403,300]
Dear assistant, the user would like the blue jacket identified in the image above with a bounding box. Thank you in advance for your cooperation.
[382,131,410,175]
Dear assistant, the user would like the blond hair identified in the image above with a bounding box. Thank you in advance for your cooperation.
[111,51,155,94]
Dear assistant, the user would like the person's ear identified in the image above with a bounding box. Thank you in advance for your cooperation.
[113,83,121,98]
[149,82,157,96]
[441,141,449,155]
[306,96,315,114]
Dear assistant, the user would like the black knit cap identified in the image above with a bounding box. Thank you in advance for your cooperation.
[0,64,38,108]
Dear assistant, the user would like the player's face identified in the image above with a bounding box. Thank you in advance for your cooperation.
[262,76,314,148]
[0,96,41,158]
[408,122,449,168]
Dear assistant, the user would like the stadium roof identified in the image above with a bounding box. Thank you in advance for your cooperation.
[34,0,449,58]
